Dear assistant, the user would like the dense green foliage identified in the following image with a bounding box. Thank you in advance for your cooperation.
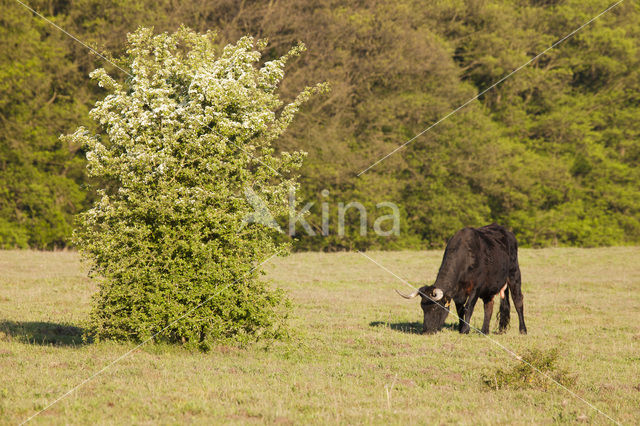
[2,0,640,250]
[0,1,91,248]
[69,28,322,346]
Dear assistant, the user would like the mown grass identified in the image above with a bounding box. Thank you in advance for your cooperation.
[1,247,639,424]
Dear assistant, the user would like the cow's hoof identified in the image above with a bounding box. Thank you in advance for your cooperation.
[519,328,527,335]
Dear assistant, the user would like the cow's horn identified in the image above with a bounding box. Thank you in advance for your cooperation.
[395,289,419,299]
[431,288,444,301]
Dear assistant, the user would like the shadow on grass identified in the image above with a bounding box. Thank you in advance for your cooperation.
[0,320,90,346]
[369,320,458,334]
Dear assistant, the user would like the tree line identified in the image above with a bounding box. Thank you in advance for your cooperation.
[1,0,639,250]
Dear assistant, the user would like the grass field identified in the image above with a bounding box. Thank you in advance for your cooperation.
[1,247,639,424]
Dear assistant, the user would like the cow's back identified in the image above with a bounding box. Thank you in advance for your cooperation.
[471,224,517,295]
[476,223,518,266]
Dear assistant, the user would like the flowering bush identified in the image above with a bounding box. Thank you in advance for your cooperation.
[65,27,326,348]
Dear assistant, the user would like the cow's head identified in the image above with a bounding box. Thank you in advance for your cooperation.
[396,285,451,334]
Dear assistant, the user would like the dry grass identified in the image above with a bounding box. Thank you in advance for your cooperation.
[1,247,639,424]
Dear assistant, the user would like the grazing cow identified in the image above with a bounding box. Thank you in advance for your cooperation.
[396,224,527,335]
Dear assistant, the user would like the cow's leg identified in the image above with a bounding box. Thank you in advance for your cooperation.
[461,292,479,334]
[481,297,494,334]
[454,299,466,332]
[509,265,527,334]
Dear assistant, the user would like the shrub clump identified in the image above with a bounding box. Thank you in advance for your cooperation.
[482,348,577,390]
[65,27,326,349]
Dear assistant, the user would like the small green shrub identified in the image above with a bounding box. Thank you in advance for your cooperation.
[482,348,577,390]
[66,27,326,348]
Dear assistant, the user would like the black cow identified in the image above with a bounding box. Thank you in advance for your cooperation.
[397,224,527,335]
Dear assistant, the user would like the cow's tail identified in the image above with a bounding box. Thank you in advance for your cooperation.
[497,286,511,332]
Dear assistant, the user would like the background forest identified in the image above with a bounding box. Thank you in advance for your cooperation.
[1,0,639,250]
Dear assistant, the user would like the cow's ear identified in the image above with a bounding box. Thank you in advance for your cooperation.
[419,285,432,294]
